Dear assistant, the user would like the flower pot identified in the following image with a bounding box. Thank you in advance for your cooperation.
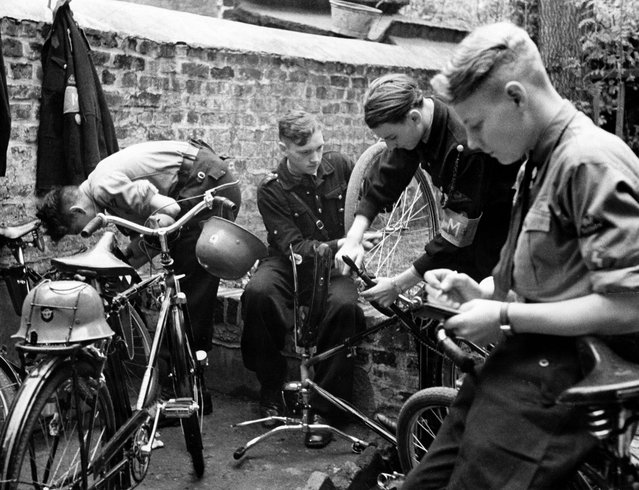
[329,0,382,39]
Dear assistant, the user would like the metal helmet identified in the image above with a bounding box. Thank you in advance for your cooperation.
[14,280,114,346]
[196,217,267,280]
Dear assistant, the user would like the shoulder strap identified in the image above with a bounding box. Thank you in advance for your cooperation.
[276,179,329,241]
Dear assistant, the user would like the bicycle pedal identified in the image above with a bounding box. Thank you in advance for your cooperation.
[162,397,199,418]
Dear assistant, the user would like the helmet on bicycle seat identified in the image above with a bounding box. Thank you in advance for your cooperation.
[196,217,267,280]
[14,280,114,346]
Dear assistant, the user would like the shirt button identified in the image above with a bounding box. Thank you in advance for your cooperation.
[318,208,322,213]
[294,212,299,217]
[538,359,549,367]
[338,195,342,199]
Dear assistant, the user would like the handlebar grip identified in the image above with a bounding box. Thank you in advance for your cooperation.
[342,255,375,287]
[80,216,105,238]
[436,327,475,373]
[213,196,238,213]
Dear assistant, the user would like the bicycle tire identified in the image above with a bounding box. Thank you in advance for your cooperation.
[344,141,440,291]
[0,357,117,489]
[110,303,158,407]
[0,356,19,428]
[169,305,205,477]
[396,386,457,474]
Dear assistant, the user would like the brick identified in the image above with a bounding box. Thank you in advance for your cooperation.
[101,70,116,85]
[121,72,138,88]
[91,51,111,66]
[210,66,234,79]
[2,37,23,58]
[113,54,145,71]
[181,62,209,78]
[9,63,32,80]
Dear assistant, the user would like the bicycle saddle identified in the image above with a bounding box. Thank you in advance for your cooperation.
[0,219,40,240]
[558,335,639,405]
[52,231,137,278]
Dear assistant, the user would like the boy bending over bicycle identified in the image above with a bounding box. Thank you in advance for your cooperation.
[402,22,639,489]
[36,139,242,412]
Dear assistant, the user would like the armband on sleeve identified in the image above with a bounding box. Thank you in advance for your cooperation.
[439,209,482,248]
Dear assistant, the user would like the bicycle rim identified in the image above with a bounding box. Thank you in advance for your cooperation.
[1,359,116,489]
[396,387,457,474]
[344,141,440,286]
[169,306,205,477]
[0,357,19,428]
[111,303,158,407]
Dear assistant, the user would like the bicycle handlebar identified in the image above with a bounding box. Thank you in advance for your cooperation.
[80,182,239,238]
[342,255,475,374]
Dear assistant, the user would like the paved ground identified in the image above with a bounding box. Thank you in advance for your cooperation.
[136,390,398,490]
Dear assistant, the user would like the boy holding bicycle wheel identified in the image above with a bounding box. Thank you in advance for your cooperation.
[403,22,639,489]
[36,139,242,414]
[336,73,518,307]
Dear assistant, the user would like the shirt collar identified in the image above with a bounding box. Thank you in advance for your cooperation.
[276,156,335,191]
[529,99,578,169]
[421,97,447,152]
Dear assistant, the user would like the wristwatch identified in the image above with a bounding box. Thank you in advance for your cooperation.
[499,302,515,337]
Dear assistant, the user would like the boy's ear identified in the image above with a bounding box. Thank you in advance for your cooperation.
[408,108,422,124]
[277,141,288,153]
[504,81,526,107]
[69,204,88,215]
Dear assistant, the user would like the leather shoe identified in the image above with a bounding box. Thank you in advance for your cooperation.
[305,414,333,449]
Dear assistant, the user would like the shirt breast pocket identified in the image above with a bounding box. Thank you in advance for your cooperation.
[517,206,553,285]
[322,183,347,231]
[291,205,318,237]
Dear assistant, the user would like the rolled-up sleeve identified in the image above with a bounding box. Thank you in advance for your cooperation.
[92,171,158,217]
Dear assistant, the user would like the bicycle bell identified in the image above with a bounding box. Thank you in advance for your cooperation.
[196,217,267,280]
[15,280,114,346]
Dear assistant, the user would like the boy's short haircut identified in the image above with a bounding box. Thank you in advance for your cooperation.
[363,73,424,129]
[36,186,80,241]
[278,111,321,146]
[431,22,544,104]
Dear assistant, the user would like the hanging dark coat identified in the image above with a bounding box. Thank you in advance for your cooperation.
[36,3,118,193]
[0,30,10,176]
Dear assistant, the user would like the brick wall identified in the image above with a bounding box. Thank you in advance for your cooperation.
[0,6,439,414]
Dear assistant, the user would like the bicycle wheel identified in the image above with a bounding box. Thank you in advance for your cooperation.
[0,356,19,428]
[168,305,205,477]
[110,302,158,407]
[0,357,117,489]
[396,386,457,474]
[344,141,440,285]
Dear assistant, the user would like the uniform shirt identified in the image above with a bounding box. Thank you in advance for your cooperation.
[357,97,518,279]
[257,151,352,261]
[501,101,639,302]
[79,140,196,226]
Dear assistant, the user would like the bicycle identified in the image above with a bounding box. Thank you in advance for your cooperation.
[0,184,247,488]
[232,253,476,468]
[0,219,44,427]
[1,219,158,417]
[381,316,639,489]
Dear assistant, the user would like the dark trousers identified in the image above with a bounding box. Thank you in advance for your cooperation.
[170,226,220,353]
[240,256,365,420]
[170,142,241,353]
[403,335,597,489]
